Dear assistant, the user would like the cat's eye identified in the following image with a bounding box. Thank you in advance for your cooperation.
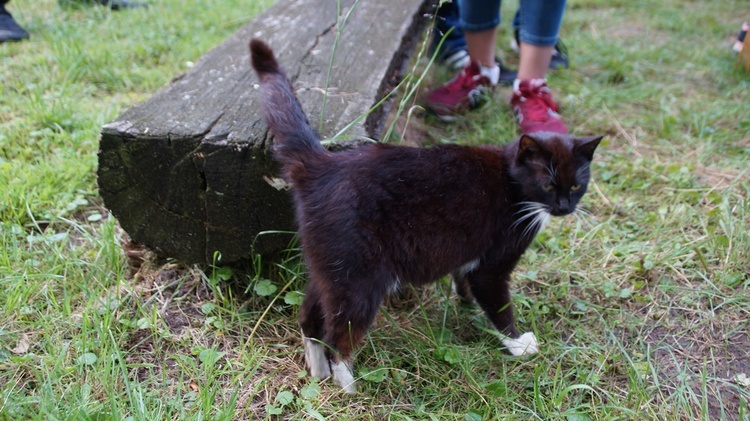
[570,184,582,191]
[542,184,555,192]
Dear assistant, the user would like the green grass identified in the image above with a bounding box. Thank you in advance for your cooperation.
[1,0,749,419]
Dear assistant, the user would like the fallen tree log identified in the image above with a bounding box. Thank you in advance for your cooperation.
[98,0,434,264]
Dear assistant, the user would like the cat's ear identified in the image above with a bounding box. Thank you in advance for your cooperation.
[573,136,603,161]
[517,134,545,163]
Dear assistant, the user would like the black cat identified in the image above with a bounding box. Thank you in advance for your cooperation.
[250,38,602,393]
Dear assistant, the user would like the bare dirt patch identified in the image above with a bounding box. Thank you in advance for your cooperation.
[643,307,750,420]
[121,249,313,419]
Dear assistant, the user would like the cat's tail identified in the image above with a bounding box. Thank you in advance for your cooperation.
[249,38,327,176]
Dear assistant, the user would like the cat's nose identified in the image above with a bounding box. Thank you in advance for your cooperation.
[554,198,573,215]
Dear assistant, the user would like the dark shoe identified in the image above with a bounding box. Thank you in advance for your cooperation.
[549,39,569,69]
[102,0,148,11]
[59,0,148,10]
[0,6,29,43]
[495,57,517,87]
[511,30,569,70]
[428,1,516,85]
[428,0,469,69]
[425,61,497,121]
[430,45,471,70]
[510,79,568,134]
[733,21,749,53]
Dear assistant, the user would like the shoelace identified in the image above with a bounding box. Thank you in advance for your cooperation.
[444,67,484,92]
[517,86,559,120]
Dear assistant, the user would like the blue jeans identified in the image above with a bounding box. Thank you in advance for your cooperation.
[432,1,467,55]
[459,0,566,47]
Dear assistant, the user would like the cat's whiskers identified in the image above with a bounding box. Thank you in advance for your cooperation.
[575,205,594,221]
[524,209,550,239]
[576,204,592,217]
[512,202,551,239]
[571,205,597,230]
[512,202,546,225]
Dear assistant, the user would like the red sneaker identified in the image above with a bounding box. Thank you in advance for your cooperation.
[425,61,497,121]
[511,79,568,134]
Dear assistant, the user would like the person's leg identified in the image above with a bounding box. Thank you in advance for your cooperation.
[465,28,496,68]
[517,44,555,80]
[511,7,568,69]
[430,0,469,67]
[431,0,501,68]
[0,0,30,43]
[459,0,501,66]
[424,0,502,120]
[516,0,565,78]
[431,0,518,84]
[510,0,568,134]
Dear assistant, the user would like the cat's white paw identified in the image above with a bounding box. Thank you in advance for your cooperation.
[331,360,357,394]
[502,332,539,356]
[303,336,331,379]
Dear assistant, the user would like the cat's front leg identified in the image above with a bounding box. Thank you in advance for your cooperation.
[501,332,539,356]
[465,263,539,356]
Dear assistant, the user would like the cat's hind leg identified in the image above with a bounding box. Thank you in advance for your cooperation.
[321,278,387,394]
[451,259,480,303]
[299,280,331,379]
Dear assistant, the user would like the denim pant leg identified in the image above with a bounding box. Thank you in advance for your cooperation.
[459,0,502,33]
[517,0,566,47]
[434,0,467,51]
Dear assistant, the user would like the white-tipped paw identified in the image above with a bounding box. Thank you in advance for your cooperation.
[502,332,539,356]
[331,361,357,394]
[303,337,331,379]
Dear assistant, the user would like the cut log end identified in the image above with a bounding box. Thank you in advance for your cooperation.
[98,0,433,264]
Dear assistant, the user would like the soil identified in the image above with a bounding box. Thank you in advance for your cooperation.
[643,309,750,420]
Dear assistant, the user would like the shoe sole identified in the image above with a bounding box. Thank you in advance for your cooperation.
[426,93,491,123]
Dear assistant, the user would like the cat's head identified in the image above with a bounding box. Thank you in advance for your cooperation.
[509,132,603,217]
